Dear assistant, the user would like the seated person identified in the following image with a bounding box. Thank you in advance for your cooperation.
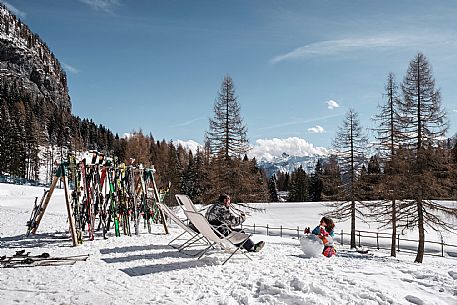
[311,216,336,257]
[205,194,264,252]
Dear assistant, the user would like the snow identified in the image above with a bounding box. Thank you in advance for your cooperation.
[1,183,457,305]
[299,235,325,257]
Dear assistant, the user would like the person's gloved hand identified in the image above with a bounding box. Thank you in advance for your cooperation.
[319,227,329,236]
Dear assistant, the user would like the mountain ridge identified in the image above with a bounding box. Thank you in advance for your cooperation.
[257,152,325,177]
[0,3,70,111]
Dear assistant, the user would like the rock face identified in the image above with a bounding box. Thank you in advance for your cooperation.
[0,4,71,112]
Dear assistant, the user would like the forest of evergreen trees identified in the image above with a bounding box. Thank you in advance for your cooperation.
[1,53,457,216]
[0,74,271,205]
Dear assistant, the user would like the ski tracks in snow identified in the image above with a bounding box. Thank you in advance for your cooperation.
[1,204,457,305]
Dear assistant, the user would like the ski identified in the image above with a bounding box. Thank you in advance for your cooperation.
[1,259,78,268]
[6,254,89,261]
[1,252,89,268]
[26,189,49,236]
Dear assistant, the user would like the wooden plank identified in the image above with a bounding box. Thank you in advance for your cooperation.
[30,175,59,234]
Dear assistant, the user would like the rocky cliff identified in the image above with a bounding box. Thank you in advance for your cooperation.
[0,4,71,112]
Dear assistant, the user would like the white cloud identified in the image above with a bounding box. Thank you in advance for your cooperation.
[259,113,343,131]
[248,137,328,161]
[2,1,26,18]
[79,0,120,14]
[307,125,325,134]
[271,35,418,63]
[326,100,340,110]
[175,140,203,154]
[453,109,457,113]
[62,63,80,74]
[176,117,205,127]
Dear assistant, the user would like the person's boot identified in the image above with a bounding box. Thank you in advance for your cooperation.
[253,241,265,252]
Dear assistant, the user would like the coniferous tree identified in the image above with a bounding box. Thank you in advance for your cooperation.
[400,53,456,263]
[11,101,27,177]
[180,151,196,200]
[369,73,407,256]
[321,155,341,200]
[0,100,13,175]
[287,166,309,202]
[243,157,269,203]
[401,53,447,150]
[203,75,269,202]
[124,131,152,166]
[276,171,290,192]
[328,110,368,248]
[24,107,40,180]
[113,134,127,163]
[205,75,249,159]
[308,159,324,202]
[268,174,280,202]
[163,142,183,205]
[180,148,209,204]
[359,155,382,200]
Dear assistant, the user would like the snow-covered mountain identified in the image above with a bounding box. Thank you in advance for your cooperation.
[0,3,71,111]
[257,152,325,177]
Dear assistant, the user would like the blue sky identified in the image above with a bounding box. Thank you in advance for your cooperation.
[3,0,457,159]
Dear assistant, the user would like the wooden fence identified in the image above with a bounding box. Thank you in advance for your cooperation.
[239,223,457,258]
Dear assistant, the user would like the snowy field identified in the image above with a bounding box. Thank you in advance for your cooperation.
[1,184,457,305]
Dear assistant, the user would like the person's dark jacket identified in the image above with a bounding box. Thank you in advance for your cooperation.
[205,201,245,229]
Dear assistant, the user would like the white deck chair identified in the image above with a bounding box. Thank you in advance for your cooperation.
[175,194,207,214]
[157,202,209,253]
[183,210,252,265]
[175,194,198,212]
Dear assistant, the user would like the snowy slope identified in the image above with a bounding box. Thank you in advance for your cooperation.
[0,184,456,305]
[257,153,322,177]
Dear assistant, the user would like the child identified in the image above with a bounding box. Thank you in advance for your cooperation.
[311,216,336,257]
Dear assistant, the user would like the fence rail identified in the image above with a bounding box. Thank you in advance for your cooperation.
[240,223,457,259]
[0,175,47,187]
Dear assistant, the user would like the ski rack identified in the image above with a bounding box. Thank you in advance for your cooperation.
[29,161,79,247]
[27,155,170,246]
[141,166,169,234]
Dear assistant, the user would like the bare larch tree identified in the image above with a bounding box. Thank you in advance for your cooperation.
[371,73,406,256]
[400,52,456,263]
[328,109,368,248]
[205,75,249,159]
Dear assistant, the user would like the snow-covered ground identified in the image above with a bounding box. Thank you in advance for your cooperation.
[1,183,457,305]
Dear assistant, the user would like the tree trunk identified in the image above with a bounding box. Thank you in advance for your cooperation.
[391,199,397,257]
[414,200,425,263]
[350,199,356,248]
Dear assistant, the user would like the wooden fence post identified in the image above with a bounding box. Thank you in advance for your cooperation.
[341,229,343,246]
[280,225,282,238]
[358,231,361,247]
[441,236,444,257]
[297,226,300,239]
[376,233,379,250]
[266,224,269,236]
[397,234,400,252]
[253,224,256,234]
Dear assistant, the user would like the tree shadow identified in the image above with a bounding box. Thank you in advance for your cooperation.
[101,249,190,264]
[289,250,395,262]
[119,259,216,276]
[446,251,457,258]
[288,254,321,259]
[0,232,73,249]
[99,244,170,255]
